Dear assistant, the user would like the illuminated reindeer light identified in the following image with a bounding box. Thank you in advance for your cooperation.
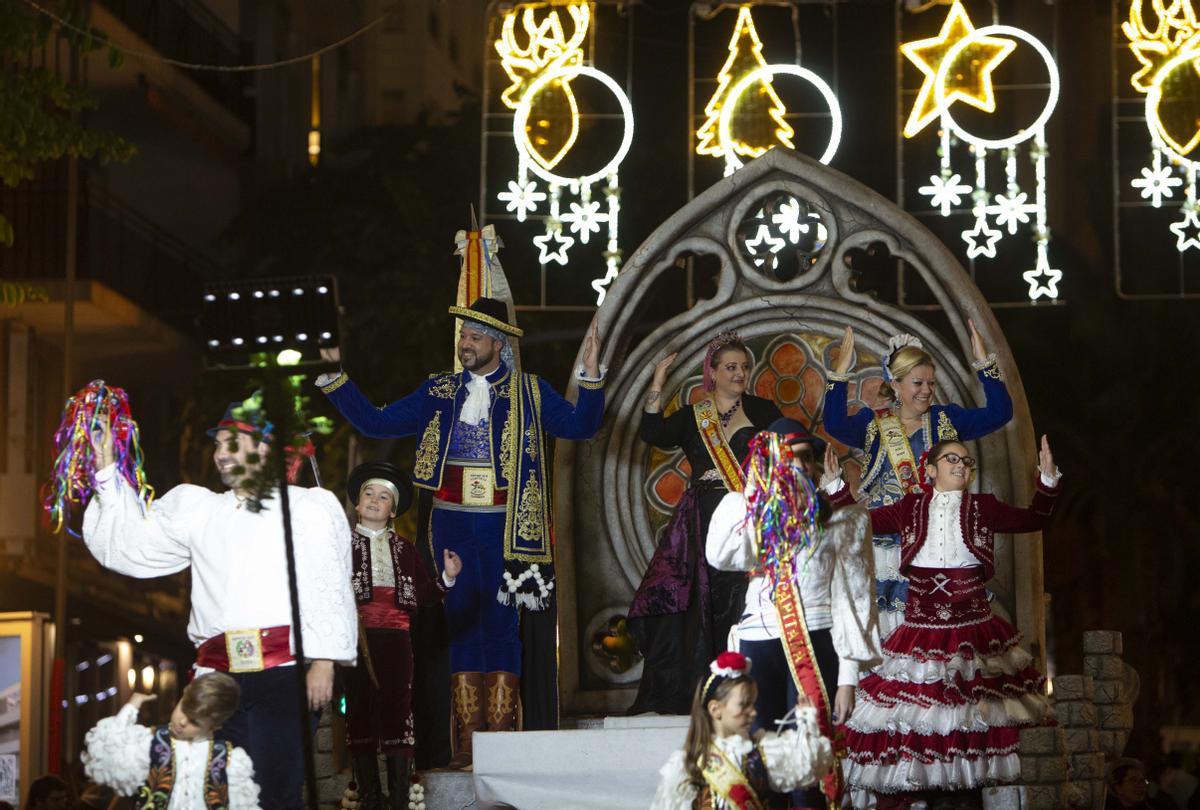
[495,2,591,171]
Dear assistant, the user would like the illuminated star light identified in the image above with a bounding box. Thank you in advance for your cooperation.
[919,173,974,216]
[591,258,621,305]
[534,227,575,265]
[1131,162,1183,208]
[1169,206,1200,251]
[560,199,608,244]
[1022,251,1062,301]
[986,192,1039,234]
[961,215,1003,259]
[497,179,547,222]
[744,223,786,268]
[900,0,1017,138]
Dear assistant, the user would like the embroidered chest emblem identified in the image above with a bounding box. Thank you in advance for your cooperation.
[414,412,442,479]
[428,375,457,399]
[936,411,958,441]
[935,602,954,621]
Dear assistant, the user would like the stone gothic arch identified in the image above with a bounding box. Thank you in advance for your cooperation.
[554,149,1043,716]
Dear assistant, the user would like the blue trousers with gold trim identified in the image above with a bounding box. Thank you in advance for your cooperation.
[431,507,521,674]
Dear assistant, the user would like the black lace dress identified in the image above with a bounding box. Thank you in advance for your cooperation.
[626,394,782,714]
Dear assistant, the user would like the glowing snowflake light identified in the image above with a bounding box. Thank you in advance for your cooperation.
[987,192,1038,234]
[1131,160,1183,208]
[919,173,973,215]
[497,179,547,222]
[560,199,607,244]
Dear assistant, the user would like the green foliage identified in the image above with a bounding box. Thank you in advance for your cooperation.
[223,355,337,513]
[0,2,134,247]
[0,279,48,305]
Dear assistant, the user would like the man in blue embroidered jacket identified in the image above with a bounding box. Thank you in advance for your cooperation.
[317,296,604,768]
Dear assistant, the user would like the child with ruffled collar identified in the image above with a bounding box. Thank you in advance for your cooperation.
[82,672,259,810]
[651,652,834,810]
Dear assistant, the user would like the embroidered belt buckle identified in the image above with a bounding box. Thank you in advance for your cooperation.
[225,628,266,673]
[461,467,496,507]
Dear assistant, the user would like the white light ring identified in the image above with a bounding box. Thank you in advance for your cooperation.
[1145,47,1200,169]
[717,64,842,167]
[934,24,1059,150]
[513,64,634,187]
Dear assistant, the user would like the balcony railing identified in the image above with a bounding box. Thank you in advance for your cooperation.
[0,161,224,334]
[97,0,252,125]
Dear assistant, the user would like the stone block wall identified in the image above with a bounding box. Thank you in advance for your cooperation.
[313,709,351,810]
[1007,630,1134,810]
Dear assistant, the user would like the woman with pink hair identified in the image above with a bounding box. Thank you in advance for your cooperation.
[626,332,783,715]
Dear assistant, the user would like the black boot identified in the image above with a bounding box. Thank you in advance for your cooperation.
[385,755,411,810]
[352,754,384,810]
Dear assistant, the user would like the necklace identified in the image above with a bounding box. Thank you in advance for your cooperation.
[718,398,742,427]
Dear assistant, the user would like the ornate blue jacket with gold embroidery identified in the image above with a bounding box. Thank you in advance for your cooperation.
[320,362,604,491]
[822,358,1012,491]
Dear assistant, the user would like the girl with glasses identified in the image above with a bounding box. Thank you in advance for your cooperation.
[824,437,1060,808]
[822,322,1013,639]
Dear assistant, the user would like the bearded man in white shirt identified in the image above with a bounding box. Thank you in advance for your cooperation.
[706,417,881,808]
[84,402,357,810]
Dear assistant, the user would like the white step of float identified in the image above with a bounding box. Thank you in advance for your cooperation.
[447,719,688,809]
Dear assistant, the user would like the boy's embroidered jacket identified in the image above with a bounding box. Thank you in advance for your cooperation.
[351,529,447,611]
[822,358,1012,491]
[829,478,1059,581]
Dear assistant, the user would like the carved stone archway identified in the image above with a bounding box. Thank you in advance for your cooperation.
[555,149,1042,716]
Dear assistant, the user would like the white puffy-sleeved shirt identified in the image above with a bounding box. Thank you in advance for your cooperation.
[82,704,261,809]
[650,707,835,810]
[82,464,357,665]
[706,488,881,687]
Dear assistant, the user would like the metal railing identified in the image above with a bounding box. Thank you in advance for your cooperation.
[97,0,252,124]
[0,162,224,334]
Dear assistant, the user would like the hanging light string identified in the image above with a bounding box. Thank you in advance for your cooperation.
[742,432,822,596]
[21,0,399,73]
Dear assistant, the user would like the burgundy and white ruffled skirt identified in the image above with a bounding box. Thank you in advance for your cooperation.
[843,566,1053,801]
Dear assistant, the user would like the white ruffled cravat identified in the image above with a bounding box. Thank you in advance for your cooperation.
[460,372,491,426]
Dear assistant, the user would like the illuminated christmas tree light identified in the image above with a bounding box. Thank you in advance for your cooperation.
[697,6,795,159]
[698,6,840,174]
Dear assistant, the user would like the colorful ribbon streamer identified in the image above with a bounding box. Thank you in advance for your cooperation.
[742,432,822,594]
[43,379,154,535]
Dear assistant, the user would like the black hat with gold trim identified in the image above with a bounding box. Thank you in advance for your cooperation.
[448,296,524,338]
